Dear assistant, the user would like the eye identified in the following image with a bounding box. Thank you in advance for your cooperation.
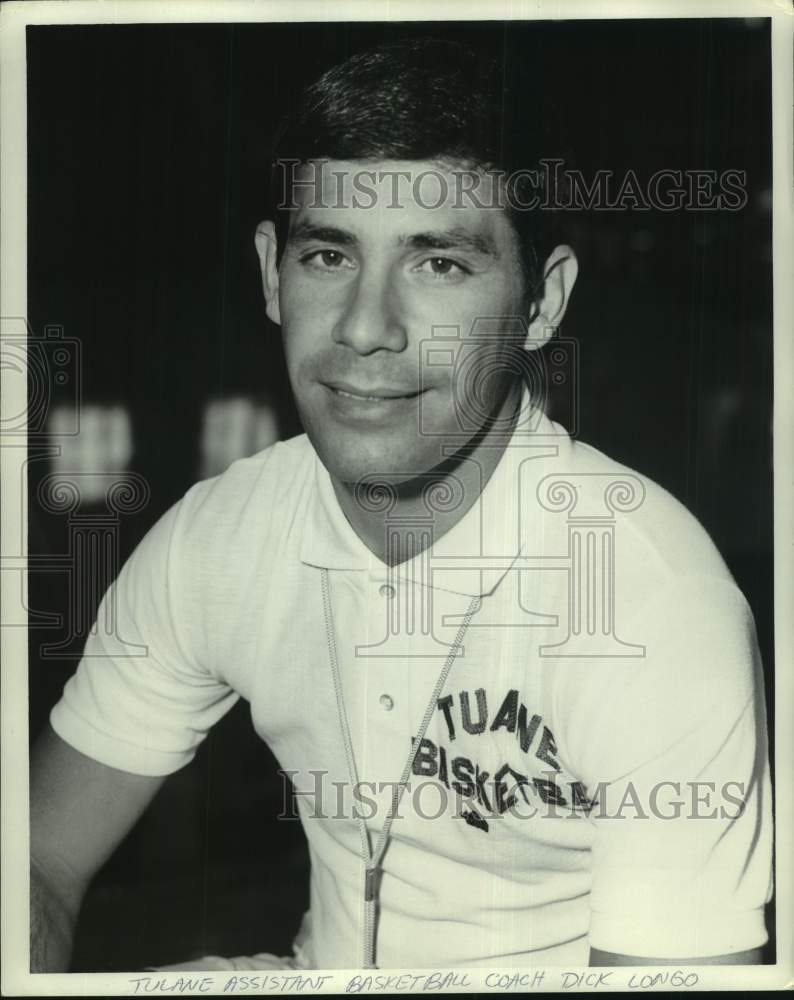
[416,256,470,280]
[300,248,354,271]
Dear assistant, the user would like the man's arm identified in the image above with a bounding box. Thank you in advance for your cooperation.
[30,723,166,972]
[590,948,762,966]
[574,575,772,965]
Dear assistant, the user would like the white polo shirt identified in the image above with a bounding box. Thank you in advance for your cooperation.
[51,406,772,968]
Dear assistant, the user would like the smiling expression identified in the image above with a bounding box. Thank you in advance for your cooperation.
[271,160,531,485]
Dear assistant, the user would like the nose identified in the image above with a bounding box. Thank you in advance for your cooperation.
[331,264,408,356]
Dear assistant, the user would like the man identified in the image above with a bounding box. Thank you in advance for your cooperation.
[30,38,772,972]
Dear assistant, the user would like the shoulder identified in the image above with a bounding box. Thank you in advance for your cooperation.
[539,427,765,785]
[182,431,314,513]
[121,433,317,597]
[173,432,315,547]
[540,426,758,690]
[558,431,734,588]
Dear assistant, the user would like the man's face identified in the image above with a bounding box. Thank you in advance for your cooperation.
[274,160,529,485]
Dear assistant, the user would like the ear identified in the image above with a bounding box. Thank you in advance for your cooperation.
[526,245,578,349]
[254,220,281,326]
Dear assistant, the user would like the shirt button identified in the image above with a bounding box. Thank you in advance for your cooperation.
[379,694,394,711]
[378,584,395,598]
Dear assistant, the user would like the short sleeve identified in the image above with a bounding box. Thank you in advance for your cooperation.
[579,575,773,959]
[50,488,240,776]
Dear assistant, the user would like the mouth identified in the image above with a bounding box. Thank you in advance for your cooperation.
[324,381,424,402]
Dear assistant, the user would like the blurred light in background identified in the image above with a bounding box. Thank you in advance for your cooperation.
[48,405,133,503]
[199,396,280,480]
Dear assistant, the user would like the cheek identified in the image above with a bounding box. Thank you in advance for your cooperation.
[428,279,523,341]
[440,341,521,423]
[278,286,321,368]
[279,262,326,314]
[277,317,302,372]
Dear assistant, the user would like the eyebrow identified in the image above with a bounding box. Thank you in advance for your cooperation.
[287,222,358,248]
[286,221,499,258]
[403,228,500,258]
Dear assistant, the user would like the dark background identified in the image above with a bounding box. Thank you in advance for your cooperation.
[27,19,774,969]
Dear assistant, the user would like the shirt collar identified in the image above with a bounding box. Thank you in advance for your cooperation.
[299,392,568,597]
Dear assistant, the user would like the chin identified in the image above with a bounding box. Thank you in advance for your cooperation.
[307,426,444,488]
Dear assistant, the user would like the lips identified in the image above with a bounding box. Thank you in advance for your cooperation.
[324,380,423,401]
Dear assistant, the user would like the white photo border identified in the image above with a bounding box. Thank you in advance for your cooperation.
[2,0,791,994]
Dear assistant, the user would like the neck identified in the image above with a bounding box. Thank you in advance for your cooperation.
[330,384,523,566]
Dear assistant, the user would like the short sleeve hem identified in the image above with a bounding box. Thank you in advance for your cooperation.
[589,906,768,959]
[50,699,195,777]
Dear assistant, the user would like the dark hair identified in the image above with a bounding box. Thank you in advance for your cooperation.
[269,38,562,308]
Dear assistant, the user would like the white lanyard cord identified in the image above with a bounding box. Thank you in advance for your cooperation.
[320,567,481,969]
